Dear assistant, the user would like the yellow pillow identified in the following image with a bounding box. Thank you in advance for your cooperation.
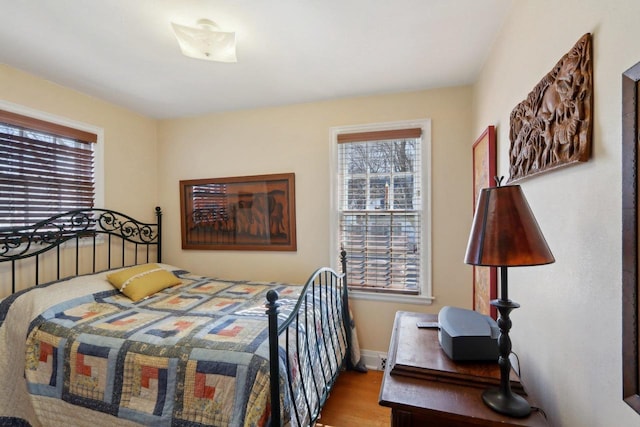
[107,264,181,301]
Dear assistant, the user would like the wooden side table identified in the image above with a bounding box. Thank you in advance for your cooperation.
[379,311,549,427]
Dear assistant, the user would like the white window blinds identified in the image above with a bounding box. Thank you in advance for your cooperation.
[0,110,96,227]
[337,128,422,294]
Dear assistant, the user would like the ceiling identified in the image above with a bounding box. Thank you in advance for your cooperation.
[0,0,513,119]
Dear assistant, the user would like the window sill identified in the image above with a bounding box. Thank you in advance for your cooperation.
[348,289,434,305]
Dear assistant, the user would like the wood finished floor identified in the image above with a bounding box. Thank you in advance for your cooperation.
[316,369,390,427]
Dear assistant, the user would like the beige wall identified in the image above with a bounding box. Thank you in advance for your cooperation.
[473,1,639,426]
[157,86,474,352]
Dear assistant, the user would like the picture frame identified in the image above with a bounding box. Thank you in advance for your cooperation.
[507,33,592,183]
[179,173,297,251]
[622,61,640,414]
[472,126,498,319]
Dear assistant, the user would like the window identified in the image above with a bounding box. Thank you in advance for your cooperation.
[332,120,432,302]
[0,109,98,228]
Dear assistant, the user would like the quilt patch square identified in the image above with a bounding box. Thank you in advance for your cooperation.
[25,329,62,390]
[145,293,207,311]
[187,280,233,295]
[120,353,175,417]
[131,316,212,345]
[92,310,167,334]
[221,284,268,298]
[196,317,265,348]
[69,341,111,400]
[189,297,245,315]
[179,359,237,425]
[51,302,120,327]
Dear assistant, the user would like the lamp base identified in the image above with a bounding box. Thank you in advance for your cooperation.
[482,387,531,418]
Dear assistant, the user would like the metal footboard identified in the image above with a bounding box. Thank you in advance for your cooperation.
[266,251,350,427]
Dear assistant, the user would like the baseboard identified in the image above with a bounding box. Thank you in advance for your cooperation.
[360,349,388,371]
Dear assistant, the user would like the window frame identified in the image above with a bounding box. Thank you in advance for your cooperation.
[0,100,105,219]
[330,119,433,304]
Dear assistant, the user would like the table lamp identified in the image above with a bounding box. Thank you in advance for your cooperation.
[464,178,554,417]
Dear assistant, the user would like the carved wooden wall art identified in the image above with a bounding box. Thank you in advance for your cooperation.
[508,33,592,183]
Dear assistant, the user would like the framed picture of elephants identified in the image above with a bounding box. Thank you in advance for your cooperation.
[180,173,297,251]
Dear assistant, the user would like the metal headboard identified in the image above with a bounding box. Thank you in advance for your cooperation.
[0,207,162,294]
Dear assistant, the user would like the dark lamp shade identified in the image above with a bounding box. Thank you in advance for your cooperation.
[465,185,555,267]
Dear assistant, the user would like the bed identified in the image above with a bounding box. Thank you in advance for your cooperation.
[0,207,352,427]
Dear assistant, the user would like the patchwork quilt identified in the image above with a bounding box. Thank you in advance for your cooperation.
[0,266,346,427]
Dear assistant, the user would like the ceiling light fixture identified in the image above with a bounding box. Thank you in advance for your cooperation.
[171,19,237,63]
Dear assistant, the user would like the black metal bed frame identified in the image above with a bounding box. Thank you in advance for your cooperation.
[0,207,350,427]
[0,207,163,294]
[266,249,351,426]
